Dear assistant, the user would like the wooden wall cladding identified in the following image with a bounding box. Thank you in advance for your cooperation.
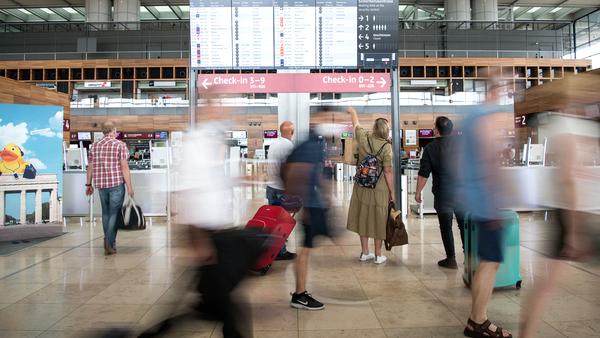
[70,114,189,132]
[0,77,70,141]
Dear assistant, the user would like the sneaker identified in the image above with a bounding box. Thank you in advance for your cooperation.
[276,251,297,261]
[374,255,388,264]
[437,258,458,269]
[359,252,375,262]
[290,291,324,311]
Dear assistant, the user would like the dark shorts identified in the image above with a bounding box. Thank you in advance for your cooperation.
[302,207,330,248]
[476,218,504,263]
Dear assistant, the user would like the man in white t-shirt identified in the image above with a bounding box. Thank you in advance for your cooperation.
[266,121,296,260]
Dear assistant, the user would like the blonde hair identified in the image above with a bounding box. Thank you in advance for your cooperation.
[101,121,117,135]
[372,118,390,140]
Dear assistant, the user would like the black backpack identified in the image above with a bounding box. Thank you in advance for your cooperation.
[354,136,389,189]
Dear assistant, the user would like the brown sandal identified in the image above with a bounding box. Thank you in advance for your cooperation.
[464,318,512,338]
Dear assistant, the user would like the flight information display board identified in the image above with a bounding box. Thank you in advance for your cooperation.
[190,0,397,69]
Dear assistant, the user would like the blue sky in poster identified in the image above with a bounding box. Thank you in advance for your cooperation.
[0,104,63,221]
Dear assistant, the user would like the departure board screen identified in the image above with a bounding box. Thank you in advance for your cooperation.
[190,0,397,69]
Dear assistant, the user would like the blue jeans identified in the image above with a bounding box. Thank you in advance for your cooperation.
[98,184,125,248]
[266,186,289,256]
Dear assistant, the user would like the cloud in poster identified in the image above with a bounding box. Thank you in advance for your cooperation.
[0,120,29,148]
[48,111,63,132]
[28,158,47,170]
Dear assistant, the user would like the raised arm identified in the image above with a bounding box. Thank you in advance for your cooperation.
[347,106,360,128]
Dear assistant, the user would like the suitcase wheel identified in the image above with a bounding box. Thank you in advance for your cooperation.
[516,280,522,289]
[259,265,271,276]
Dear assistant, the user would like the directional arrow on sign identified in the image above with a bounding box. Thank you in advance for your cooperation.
[202,78,212,89]
[377,77,387,88]
[358,25,364,30]
[358,34,363,40]
[359,15,364,21]
[358,43,363,49]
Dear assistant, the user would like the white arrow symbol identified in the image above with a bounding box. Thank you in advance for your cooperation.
[359,15,363,21]
[358,25,364,30]
[358,34,363,40]
[358,43,363,49]
[202,78,212,89]
[377,77,386,88]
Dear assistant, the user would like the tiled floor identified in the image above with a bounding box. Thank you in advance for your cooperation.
[0,183,599,337]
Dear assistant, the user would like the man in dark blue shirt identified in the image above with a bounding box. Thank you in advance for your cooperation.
[415,116,465,269]
[283,131,331,311]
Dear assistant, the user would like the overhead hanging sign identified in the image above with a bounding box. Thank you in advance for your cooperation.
[197,72,390,93]
[190,0,397,69]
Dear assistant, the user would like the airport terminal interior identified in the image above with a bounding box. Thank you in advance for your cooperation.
[0,0,599,337]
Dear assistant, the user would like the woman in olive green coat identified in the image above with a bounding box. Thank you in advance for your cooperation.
[346,107,395,264]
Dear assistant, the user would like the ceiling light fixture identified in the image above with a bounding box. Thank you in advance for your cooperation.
[550,7,562,13]
[41,8,54,14]
[527,7,541,13]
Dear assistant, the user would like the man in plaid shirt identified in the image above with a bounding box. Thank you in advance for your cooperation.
[86,121,134,255]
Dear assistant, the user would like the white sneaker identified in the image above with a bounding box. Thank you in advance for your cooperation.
[374,256,388,264]
[359,253,375,262]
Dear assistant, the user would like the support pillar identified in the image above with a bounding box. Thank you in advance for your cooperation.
[472,0,498,22]
[20,190,26,224]
[277,70,310,144]
[85,0,111,23]
[0,190,4,226]
[114,0,140,29]
[444,0,470,28]
[277,93,311,144]
[50,186,58,222]
[35,189,42,224]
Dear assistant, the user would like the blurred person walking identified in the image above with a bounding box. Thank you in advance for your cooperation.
[283,128,332,310]
[86,121,134,255]
[266,121,297,260]
[519,112,600,338]
[459,79,512,338]
[174,110,264,338]
[346,106,394,264]
[415,116,465,269]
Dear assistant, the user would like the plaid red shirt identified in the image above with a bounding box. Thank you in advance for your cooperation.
[89,135,128,189]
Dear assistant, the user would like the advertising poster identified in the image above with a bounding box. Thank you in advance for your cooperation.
[405,129,417,146]
[0,104,63,226]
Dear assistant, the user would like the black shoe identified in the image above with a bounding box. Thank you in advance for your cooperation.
[290,291,324,311]
[276,251,297,261]
[438,258,458,269]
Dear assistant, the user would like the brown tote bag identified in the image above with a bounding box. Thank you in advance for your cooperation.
[384,201,408,251]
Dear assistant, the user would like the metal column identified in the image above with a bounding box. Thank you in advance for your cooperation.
[390,67,402,211]
[189,69,197,128]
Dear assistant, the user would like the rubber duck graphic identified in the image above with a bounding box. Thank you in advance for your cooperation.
[0,143,36,179]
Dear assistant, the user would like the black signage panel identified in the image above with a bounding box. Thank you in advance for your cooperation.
[356,0,399,68]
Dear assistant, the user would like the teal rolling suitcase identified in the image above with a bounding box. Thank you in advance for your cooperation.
[463,210,522,289]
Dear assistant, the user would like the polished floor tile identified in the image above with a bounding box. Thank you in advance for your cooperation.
[0,184,597,337]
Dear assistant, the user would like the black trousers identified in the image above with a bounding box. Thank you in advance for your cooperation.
[435,207,466,259]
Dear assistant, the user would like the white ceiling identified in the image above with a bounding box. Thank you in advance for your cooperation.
[1,0,599,8]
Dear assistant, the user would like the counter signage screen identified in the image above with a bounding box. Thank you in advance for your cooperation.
[77,132,92,141]
[263,130,278,138]
[418,129,434,138]
[122,133,155,140]
[154,132,169,140]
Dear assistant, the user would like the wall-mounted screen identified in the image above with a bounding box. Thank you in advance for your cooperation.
[263,130,278,138]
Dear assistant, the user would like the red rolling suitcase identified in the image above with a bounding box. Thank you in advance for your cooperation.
[246,205,296,275]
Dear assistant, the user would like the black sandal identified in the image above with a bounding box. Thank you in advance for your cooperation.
[464,318,512,338]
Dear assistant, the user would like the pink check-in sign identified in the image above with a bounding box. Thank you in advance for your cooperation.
[197,73,390,94]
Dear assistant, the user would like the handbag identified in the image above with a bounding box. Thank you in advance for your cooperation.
[384,201,408,251]
[120,194,146,230]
